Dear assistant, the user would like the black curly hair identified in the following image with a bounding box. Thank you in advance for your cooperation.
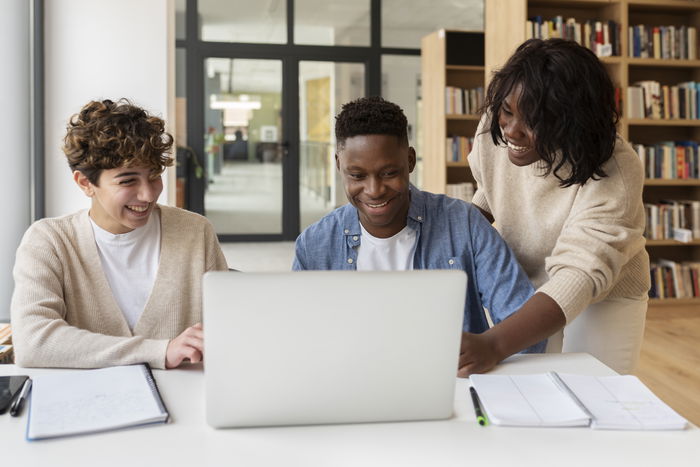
[483,38,618,187]
[335,96,408,148]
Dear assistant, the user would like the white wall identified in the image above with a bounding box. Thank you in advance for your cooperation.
[0,0,31,322]
[44,0,174,217]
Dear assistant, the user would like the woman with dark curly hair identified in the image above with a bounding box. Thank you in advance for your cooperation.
[11,99,228,369]
[468,39,650,374]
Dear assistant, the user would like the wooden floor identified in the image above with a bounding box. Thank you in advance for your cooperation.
[634,304,700,426]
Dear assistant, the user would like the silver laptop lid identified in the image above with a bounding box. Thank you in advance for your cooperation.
[203,270,466,428]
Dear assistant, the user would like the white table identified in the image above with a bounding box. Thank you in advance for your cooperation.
[2,353,698,467]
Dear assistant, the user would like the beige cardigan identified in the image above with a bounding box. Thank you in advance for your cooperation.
[10,205,228,369]
[468,120,650,323]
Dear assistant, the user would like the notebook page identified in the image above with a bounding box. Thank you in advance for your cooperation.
[28,365,166,440]
[558,374,688,430]
[470,374,590,427]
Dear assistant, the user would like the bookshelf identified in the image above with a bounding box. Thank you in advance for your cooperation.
[421,30,484,197]
[484,0,700,305]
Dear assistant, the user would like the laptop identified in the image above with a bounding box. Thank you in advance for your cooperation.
[203,270,466,428]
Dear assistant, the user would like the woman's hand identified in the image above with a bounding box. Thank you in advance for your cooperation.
[165,323,204,369]
[458,331,503,377]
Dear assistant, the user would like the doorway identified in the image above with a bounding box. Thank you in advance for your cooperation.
[186,54,366,241]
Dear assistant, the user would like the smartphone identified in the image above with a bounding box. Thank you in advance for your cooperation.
[0,375,29,414]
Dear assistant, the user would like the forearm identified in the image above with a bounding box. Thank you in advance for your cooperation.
[13,313,169,369]
[485,292,565,360]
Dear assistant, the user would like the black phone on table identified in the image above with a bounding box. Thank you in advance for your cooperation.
[0,375,30,414]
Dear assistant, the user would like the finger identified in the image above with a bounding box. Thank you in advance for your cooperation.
[184,346,203,364]
[458,352,474,369]
[184,335,204,352]
[184,327,204,340]
[457,367,470,378]
[191,323,203,330]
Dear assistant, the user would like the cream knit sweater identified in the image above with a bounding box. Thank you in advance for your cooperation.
[468,121,650,323]
[10,205,228,369]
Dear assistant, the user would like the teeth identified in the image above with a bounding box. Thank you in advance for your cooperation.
[367,201,388,208]
[506,140,530,153]
[127,205,148,212]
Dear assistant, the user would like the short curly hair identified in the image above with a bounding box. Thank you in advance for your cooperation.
[335,96,408,148]
[63,99,174,185]
[483,38,618,187]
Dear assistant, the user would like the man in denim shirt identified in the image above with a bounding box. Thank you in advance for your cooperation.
[294,97,563,376]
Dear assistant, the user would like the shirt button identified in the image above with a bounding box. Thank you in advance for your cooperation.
[417,216,423,221]
[448,259,454,265]
[344,229,349,234]
[347,258,354,264]
[352,235,358,241]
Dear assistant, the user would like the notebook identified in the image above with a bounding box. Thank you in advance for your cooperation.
[27,364,169,440]
[470,372,688,430]
[203,270,467,428]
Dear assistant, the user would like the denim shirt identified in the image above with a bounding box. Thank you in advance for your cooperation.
[293,187,546,353]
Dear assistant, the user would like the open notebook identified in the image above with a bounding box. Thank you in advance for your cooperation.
[27,364,169,440]
[470,372,687,430]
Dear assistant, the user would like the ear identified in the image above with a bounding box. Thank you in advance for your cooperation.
[335,153,340,172]
[408,147,417,173]
[73,170,95,197]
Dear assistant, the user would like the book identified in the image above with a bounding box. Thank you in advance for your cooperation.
[470,372,687,430]
[27,364,169,440]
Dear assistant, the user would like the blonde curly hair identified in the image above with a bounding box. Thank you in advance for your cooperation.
[63,99,174,185]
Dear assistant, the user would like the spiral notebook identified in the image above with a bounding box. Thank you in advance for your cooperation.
[27,364,169,440]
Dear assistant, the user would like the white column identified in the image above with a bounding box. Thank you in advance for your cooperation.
[0,0,31,322]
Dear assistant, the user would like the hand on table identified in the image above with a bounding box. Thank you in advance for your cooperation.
[166,323,204,369]
[457,331,501,377]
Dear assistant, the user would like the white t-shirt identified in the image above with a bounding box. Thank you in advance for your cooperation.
[356,224,417,271]
[90,210,161,330]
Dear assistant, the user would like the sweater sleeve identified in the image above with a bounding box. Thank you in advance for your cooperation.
[10,224,170,369]
[467,117,491,214]
[203,219,229,272]
[536,143,648,322]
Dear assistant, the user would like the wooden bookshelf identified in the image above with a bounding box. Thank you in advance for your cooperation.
[485,0,700,305]
[421,30,484,194]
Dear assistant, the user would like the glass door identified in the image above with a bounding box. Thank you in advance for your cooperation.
[203,58,284,235]
[298,61,365,230]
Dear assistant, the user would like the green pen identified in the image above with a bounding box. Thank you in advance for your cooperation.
[469,386,488,426]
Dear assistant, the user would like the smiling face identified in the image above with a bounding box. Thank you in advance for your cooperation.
[336,134,416,238]
[498,84,541,166]
[74,166,163,234]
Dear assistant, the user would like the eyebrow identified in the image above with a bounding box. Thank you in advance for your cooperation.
[113,171,141,179]
[345,164,399,171]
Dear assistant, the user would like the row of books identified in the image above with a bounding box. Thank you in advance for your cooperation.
[446,182,474,203]
[627,81,700,120]
[445,136,474,163]
[644,200,700,241]
[628,25,697,60]
[525,16,620,57]
[632,141,700,179]
[649,260,700,299]
[445,86,484,115]
[0,323,11,364]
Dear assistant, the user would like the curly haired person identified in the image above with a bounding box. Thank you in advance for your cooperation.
[11,99,228,369]
[293,96,557,376]
[469,39,650,374]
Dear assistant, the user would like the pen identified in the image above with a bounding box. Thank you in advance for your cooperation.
[10,378,32,417]
[469,386,488,426]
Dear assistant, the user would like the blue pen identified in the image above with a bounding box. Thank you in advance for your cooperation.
[10,378,32,417]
